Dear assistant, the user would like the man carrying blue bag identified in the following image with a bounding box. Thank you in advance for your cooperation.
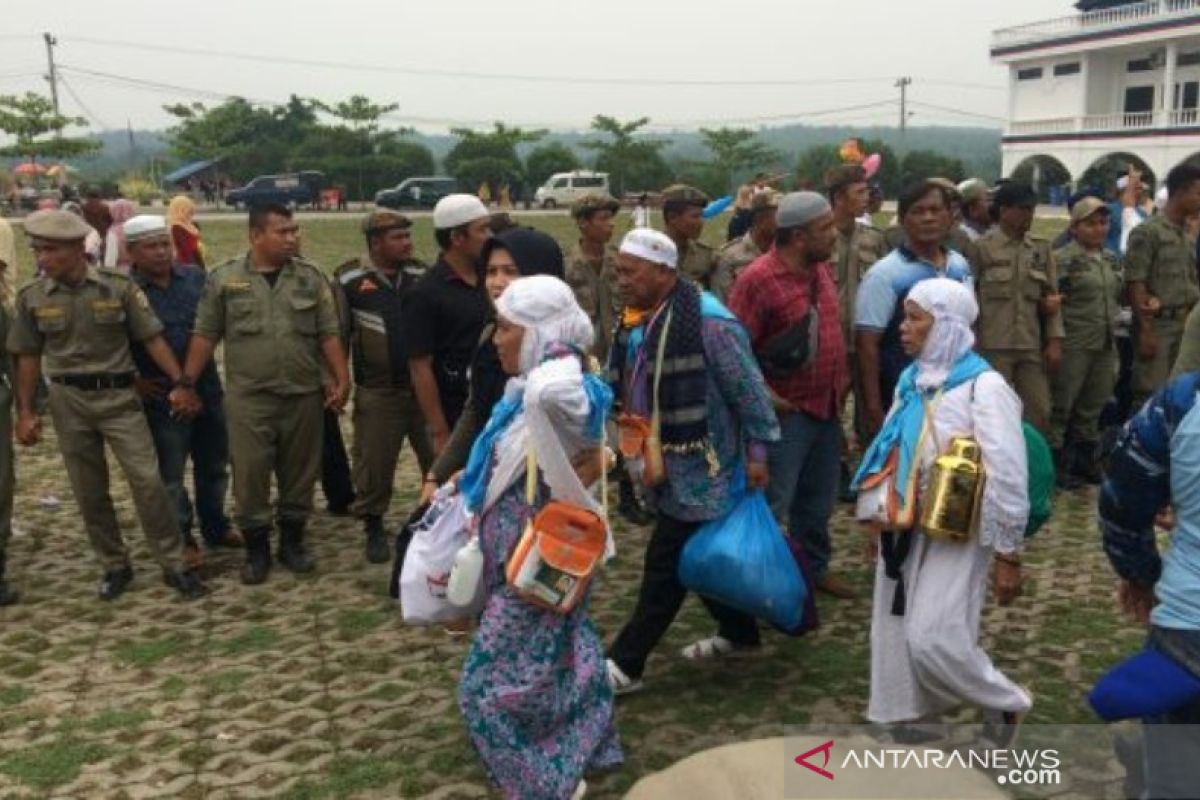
[604,228,781,697]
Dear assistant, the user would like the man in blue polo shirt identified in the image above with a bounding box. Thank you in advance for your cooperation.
[127,215,238,567]
[854,180,973,440]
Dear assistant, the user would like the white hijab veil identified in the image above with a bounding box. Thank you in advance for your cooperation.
[906,278,978,390]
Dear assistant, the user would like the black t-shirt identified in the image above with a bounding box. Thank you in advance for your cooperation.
[402,256,490,420]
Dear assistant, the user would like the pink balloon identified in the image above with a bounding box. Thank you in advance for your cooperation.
[863,153,882,178]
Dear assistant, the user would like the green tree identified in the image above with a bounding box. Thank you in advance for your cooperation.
[698,127,780,194]
[164,95,319,180]
[794,138,900,196]
[444,123,545,198]
[0,91,100,162]
[524,142,580,188]
[313,95,401,201]
[898,150,966,187]
[581,115,671,195]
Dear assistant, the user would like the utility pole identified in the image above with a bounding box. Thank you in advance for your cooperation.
[43,33,60,118]
[896,76,912,132]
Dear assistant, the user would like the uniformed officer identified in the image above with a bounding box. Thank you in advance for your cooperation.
[884,177,973,255]
[826,166,888,362]
[565,193,623,362]
[661,184,716,287]
[8,210,207,600]
[968,182,1064,434]
[957,178,992,242]
[1126,163,1200,410]
[180,203,349,585]
[1049,198,1122,487]
[336,210,433,563]
[710,189,779,302]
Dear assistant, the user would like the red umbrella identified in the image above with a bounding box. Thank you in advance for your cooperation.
[12,162,46,176]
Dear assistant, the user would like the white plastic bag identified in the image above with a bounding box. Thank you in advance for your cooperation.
[398,487,475,625]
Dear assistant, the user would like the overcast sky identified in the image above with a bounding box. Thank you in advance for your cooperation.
[2,0,1064,135]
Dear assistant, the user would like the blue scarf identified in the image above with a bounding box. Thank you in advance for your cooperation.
[460,350,612,515]
[852,351,991,508]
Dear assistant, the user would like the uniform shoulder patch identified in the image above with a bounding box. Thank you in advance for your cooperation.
[339,267,366,285]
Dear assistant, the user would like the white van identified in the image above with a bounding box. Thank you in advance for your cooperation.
[534,171,610,209]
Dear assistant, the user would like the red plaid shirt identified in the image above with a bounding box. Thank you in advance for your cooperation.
[726,248,848,420]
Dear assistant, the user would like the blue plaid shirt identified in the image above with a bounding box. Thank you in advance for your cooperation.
[1100,371,1200,630]
[131,264,223,412]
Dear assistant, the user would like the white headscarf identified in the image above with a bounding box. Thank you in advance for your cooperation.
[906,278,978,390]
[485,276,614,557]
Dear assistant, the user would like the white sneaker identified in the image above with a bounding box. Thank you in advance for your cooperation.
[680,635,736,660]
[571,779,587,800]
[605,658,643,696]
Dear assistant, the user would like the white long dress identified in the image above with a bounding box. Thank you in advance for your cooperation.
[859,372,1033,724]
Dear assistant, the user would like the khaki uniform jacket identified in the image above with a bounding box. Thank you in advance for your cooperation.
[677,239,717,287]
[8,265,163,375]
[832,223,888,352]
[564,242,620,362]
[1123,214,1200,314]
[710,233,763,302]
[193,254,340,395]
[1056,242,1123,351]
[969,229,1065,352]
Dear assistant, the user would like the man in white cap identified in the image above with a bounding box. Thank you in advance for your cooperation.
[729,192,854,599]
[605,228,780,695]
[126,215,239,569]
[403,194,492,456]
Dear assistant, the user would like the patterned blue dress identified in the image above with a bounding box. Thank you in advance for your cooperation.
[457,480,623,799]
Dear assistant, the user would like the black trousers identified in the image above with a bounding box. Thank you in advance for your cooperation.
[321,409,356,512]
[608,512,759,680]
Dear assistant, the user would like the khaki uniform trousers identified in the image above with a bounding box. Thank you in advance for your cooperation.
[350,386,433,518]
[47,384,183,571]
[1049,345,1118,450]
[226,389,323,531]
[0,383,13,558]
[980,349,1051,435]
[1133,316,1187,410]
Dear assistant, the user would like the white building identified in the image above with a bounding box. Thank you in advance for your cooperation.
[994,0,1200,187]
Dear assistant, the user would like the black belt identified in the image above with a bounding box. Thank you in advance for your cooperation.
[50,373,136,390]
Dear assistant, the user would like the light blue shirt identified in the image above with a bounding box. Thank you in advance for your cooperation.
[854,246,974,332]
[1157,399,1200,629]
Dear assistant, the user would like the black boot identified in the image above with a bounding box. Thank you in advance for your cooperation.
[278,520,315,574]
[240,526,273,585]
[164,567,209,600]
[0,554,19,606]
[838,459,858,504]
[363,515,389,564]
[617,473,653,526]
[98,564,135,600]
[1053,449,1081,490]
[1074,440,1104,485]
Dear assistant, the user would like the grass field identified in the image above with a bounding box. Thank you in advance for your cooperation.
[0,209,1136,799]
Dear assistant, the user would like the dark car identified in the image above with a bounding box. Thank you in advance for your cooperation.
[375,176,459,209]
[225,171,324,209]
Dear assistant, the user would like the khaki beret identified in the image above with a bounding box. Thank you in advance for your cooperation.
[956,179,990,205]
[1070,196,1109,224]
[824,165,868,196]
[23,209,91,242]
[571,192,621,220]
[362,210,412,235]
[661,184,709,207]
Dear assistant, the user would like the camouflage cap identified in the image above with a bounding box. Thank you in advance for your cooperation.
[824,164,868,196]
[571,192,621,220]
[362,210,412,235]
[1069,196,1109,224]
[660,184,709,207]
[23,209,91,241]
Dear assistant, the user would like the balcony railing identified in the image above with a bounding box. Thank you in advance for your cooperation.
[1006,109,1200,135]
[993,0,1200,49]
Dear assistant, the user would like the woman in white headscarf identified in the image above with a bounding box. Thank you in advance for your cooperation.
[852,278,1032,741]
[457,275,622,800]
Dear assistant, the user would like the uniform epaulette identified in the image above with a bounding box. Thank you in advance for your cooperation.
[96,266,131,282]
[333,258,361,279]
[339,267,367,285]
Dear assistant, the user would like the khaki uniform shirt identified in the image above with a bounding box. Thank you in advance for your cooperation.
[193,253,340,395]
[8,265,163,375]
[969,229,1065,352]
[832,223,888,353]
[1056,242,1123,351]
[710,233,764,302]
[677,239,717,287]
[1123,214,1200,314]
[564,242,621,362]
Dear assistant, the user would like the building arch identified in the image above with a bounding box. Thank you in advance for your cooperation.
[1078,152,1157,197]
[1010,154,1073,202]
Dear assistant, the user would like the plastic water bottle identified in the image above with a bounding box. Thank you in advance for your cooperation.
[447,537,484,608]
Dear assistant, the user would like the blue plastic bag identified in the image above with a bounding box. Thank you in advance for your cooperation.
[678,490,806,631]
